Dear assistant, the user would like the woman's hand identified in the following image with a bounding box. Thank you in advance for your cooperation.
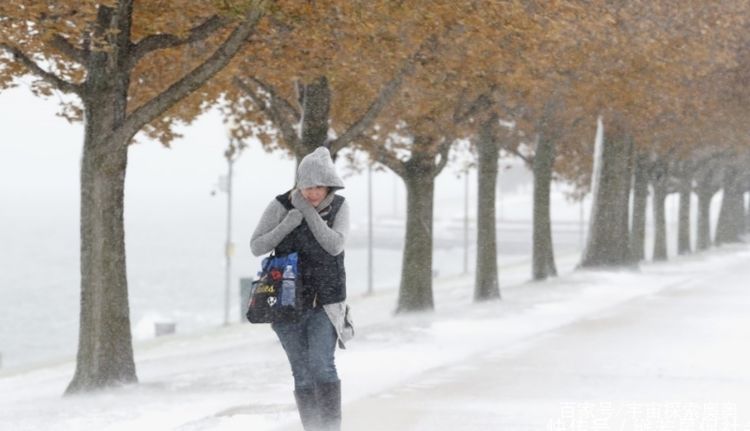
[283,208,304,226]
[291,189,314,212]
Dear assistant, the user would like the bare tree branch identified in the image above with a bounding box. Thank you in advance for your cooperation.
[50,35,88,64]
[246,75,300,122]
[363,135,406,177]
[113,2,268,145]
[233,76,300,153]
[129,14,229,68]
[0,43,83,95]
[433,136,454,176]
[501,141,533,165]
[454,88,495,125]
[330,34,439,153]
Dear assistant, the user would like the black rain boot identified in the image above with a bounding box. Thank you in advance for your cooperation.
[315,380,342,431]
[294,386,322,430]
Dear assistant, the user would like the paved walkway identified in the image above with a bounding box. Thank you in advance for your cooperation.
[338,251,750,431]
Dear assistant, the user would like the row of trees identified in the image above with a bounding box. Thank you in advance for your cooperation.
[2,1,749,392]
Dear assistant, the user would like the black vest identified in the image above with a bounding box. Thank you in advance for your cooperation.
[274,191,346,307]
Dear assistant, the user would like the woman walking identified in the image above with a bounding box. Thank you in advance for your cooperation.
[250,146,353,431]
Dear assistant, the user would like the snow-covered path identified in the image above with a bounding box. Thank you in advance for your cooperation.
[338,250,750,431]
[3,245,750,431]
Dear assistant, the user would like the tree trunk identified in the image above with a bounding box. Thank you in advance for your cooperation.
[297,76,331,156]
[61,2,265,393]
[652,167,668,262]
[629,154,649,262]
[474,115,501,300]
[696,191,714,251]
[677,171,692,255]
[695,180,715,252]
[532,135,557,280]
[715,166,745,245]
[67,100,136,393]
[66,6,138,392]
[290,77,333,167]
[580,121,634,267]
[396,156,436,312]
[474,116,500,301]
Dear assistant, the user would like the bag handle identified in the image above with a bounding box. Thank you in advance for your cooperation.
[261,250,276,273]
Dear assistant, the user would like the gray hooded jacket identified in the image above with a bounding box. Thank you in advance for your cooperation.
[250,147,354,348]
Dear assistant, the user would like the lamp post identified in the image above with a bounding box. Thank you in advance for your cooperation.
[463,164,470,275]
[367,161,374,295]
[580,195,585,251]
[219,137,244,326]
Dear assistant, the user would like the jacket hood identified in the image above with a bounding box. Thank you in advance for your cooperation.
[296,147,345,190]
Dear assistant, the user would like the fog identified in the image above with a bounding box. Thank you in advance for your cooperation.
[1,75,747,430]
[0,85,581,370]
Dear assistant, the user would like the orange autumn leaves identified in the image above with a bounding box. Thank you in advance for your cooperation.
[2,1,749,161]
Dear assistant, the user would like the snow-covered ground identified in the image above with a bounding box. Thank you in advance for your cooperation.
[2,242,749,431]
[0,86,714,374]
[2,87,737,431]
[0,118,588,370]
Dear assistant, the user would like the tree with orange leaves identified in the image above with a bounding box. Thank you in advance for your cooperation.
[222,0,461,165]
[0,0,273,393]
[570,0,749,267]
[358,1,556,311]
[222,1,539,311]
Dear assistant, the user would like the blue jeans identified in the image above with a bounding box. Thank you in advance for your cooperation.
[272,307,339,390]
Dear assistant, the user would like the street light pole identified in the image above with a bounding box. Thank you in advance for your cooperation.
[223,152,235,326]
[219,136,245,326]
[393,173,399,217]
[367,162,374,295]
[498,164,504,222]
[463,166,470,275]
[580,194,586,251]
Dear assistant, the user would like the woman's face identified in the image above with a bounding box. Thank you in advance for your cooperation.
[301,186,329,207]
